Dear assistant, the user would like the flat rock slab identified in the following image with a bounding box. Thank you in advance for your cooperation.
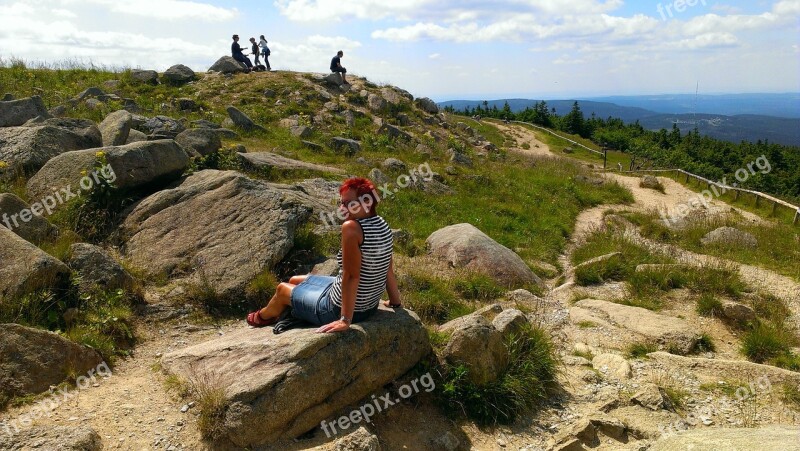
[238,152,343,174]
[0,425,102,450]
[647,351,800,387]
[649,425,800,451]
[574,299,697,354]
[0,123,102,175]
[162,307,430,448]
[121,170,313,300]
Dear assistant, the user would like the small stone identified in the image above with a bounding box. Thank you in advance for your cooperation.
[180,404,190,413]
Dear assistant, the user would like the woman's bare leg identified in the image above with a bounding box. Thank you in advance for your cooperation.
[258,282,294,320]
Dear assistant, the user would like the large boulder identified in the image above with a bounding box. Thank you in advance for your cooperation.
[0,95,50,127]
[98,109,132,146]
[700,226,758,249]
[591,353,632,380]
[378,123,412,141]
[426,223,541,288]
[129,69,158,84]
[120,170,313,300]
[0,226,71,302]
[572,299,698,354]
[0,122,102,175]
[208,56,247,74]
[648,426,800,451]
[0,323,104,399]
[226,106,266,132]
[415,97,439,114]
[0,425,102,451]
[175,128,222,157]
[330,137,361,154]
[66,243,135,293]
[237,151,343,174]
[161,64,195,85]
[161,307,430,447]
[0,193,58,244]
[441,314,508,386]
[367,93,387,111]
[27,139,190,201]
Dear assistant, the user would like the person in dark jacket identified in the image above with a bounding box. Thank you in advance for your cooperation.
[231,34,252,69]
[330,50,348,84]
[249,37,261,66]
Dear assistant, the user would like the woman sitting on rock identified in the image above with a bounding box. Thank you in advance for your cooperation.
[247,177,401,333]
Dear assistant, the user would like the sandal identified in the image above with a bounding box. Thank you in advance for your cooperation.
[247,310,277,328]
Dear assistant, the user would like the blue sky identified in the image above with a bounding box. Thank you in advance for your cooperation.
[1,0,798,101]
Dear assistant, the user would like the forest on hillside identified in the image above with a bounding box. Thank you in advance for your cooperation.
[447,101,800,203]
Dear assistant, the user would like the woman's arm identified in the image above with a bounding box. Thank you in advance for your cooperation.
[384,257,401,307]
[317,220,361,333]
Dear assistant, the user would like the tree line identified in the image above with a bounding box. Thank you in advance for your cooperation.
[446,101,800,203]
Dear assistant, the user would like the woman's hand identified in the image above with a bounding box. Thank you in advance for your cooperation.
[316,320,350,333]
[383,300,401,308]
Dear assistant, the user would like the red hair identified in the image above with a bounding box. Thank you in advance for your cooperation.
[339,177,378,215]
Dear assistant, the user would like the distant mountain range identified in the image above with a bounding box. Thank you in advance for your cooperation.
[438,94,800,146]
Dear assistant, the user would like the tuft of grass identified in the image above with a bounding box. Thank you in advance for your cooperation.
[245,269,278,305]
[428,328,452,351]
[741,323,792,363]
[572,350,594,361]
[64,288,136,361]
[577,320,597,329]
[696,293,724,317]
[453,273,505,301]
[771,354,800,372]
[626,341,658,359]
[399,272,473,324]
[691,333,716,354]
[782,384,800,410]
[186,368,230,441]
[438,324,558,425]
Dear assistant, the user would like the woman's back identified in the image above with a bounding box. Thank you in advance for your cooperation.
[329,215,393,312]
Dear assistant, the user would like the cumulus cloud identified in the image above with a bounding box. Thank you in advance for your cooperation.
[60,0,239,21]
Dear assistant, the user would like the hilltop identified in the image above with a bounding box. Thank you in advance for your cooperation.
[0,61,799,451]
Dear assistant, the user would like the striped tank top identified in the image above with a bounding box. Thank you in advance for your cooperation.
[329,215,394,312]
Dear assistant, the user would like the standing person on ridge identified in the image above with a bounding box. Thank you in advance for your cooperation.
[259,35,271,71]
[330,50,349,84]
[230,34,252,70]
[249,37,261,67]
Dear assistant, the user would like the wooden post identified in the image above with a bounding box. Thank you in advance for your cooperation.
[603,148,608,170]
[771,201,778,215]
[685,173,689,183]
[794,209,799,225]
[734,190,740,201]
[755,194,760,207]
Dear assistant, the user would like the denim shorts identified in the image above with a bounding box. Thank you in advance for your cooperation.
[290,275,377,326]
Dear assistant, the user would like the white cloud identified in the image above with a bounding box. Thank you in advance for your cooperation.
[676,32,739,49]
[59,0,238,21]
[428,53,440,59]
[274,0,429,22]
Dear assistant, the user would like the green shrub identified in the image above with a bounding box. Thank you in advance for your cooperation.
[65,289,135,360]
[399,272,473,324]
[692,333,716,353]
[439,324,558,424]
[772,354,800,371]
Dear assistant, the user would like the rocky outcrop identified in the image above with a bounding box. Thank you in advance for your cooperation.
[0,323,104,399]
[161,307,429,447]
[591,353,632,380]
[0,121,102,175]
[639,175,663,190]
[237,151,343,174]
[66,243,136,293]
[27,139,190,201]
[0,95,50,127]
[0,425,103,451]
[330,137,361,154]
[700,226,758,249]
[175,128,221,157]
[162,64,195,85]
[139,115,185,138]
[208,56,247,74]
[426,223,542,288]
[98,109,132,146]
[378,123,412,141]
[647,351,800,387]
[0,193,58,243]
[415,97,439,114]
[121,170,313,300]
[0,226,70,301]
[572,299,698,354]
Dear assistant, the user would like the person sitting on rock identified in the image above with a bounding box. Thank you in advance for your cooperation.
[330,50,349,84]
[231,34,252,70]
[247,177,401,333]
